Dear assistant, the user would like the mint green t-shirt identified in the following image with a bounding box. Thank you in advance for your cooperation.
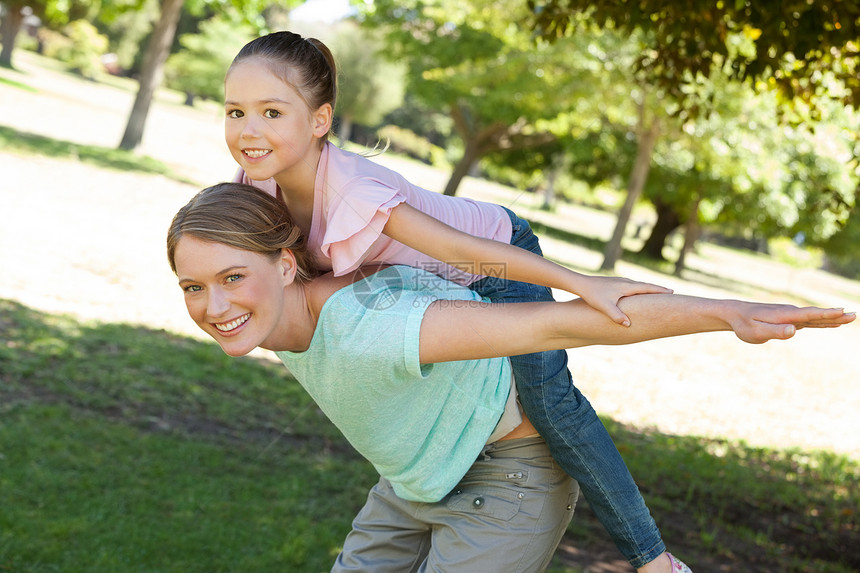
[277,266,512,503]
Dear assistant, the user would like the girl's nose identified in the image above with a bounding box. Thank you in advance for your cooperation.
[241,116,262,138]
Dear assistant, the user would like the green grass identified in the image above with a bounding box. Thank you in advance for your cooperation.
[0,299,376,573]
[0,124,191,183]
[0,75,37,91]
[1,298,857,572]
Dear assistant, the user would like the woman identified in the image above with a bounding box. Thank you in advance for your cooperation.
[167,183,853,572]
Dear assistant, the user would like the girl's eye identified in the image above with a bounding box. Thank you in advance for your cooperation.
[225,274,242,283]
[263,109,281,119]
[183,285,202,293]
[226,109,243,119]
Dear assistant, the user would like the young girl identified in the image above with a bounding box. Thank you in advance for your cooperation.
[167,183,853,572]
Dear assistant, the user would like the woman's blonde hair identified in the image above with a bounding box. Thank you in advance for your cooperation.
[167,182,317,282]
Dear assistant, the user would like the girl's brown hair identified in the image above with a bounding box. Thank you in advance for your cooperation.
[167,182,317,281]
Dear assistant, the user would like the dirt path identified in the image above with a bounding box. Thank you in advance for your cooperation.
[2,52,859,461]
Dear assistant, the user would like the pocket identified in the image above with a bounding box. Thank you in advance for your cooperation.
[445,484,524,521]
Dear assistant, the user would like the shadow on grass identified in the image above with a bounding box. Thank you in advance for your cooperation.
[1,298,857,572]
[0,124,194,184]
[527,220,831,308]
[529,219,677,276]
[0,74,37,91]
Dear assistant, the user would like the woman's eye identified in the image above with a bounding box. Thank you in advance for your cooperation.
[225,274,242,283]
[263,109,281,119]
[226,109,243,119]
[183,285,202,293]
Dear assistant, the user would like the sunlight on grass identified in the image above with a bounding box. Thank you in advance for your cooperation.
[1,298,858,572]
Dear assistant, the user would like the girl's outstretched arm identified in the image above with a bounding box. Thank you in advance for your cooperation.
[383,203,671,326]
[417,293,855,364]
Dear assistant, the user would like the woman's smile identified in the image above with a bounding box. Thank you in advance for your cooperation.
[213,312,252,334]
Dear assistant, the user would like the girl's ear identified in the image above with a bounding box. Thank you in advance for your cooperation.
[312,103,333,138]
[279,248,299,285]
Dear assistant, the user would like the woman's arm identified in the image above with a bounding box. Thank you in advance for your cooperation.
[383,203,671,326]
[417,293,855,364]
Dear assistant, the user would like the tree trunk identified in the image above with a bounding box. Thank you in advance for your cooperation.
[639,198,681,260]
[600,101,660,271]
[541,161,559,210]
[0,4,24,68]
[444,105,554,197]
[674,193,702,277]
[443,139,480,196]
[337,114,353,145]
[118,0,184,151]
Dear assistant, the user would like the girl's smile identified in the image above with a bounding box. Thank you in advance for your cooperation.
[241,148,271,160]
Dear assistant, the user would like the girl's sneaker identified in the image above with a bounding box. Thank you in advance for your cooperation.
[667,553,693,572]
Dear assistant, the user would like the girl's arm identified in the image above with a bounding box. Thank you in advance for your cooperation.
[417,293,855,364]
[383,203,671,326]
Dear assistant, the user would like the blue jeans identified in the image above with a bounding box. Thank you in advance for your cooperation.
[468,207,665,568]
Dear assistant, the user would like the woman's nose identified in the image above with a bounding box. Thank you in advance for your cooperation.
[206,289,231,317]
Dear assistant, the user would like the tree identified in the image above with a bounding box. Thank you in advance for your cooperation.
[164,16,253,105]
[528,0,860,271]
[616,71,859,275]
[96,0,161,73]
[359,0,594,196]
[1,0,77,66]
[529,1,860,111]
[0,1,26,67]
[118,0,184,150]
[329,23,406,144]
[118,0,301,151]
[1,0,131,67]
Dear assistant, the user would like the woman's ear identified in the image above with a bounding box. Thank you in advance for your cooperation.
[279,248,299,285]
[312,103,333,138]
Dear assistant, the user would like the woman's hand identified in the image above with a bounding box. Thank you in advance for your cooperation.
[726,303,855,344]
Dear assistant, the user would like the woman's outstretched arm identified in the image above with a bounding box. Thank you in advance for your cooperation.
[417,293,855,364]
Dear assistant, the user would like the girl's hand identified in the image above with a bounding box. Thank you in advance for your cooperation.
[576,276,674,327]
[727,304,856,344]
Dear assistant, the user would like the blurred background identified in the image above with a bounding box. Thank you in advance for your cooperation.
[1,1,858,571]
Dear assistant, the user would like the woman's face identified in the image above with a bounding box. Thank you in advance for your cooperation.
[174,236,290,356]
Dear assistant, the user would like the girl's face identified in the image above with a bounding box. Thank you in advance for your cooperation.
[174,236,293,356]
[224,59,330,183]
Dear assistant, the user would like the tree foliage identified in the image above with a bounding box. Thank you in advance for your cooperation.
[1,0,146,67]
[358,0,593,195]
[525,0,859,273]
[529,0,860,113]
[164,16,253,104]
[50,19,109,78]
[118,0,301,150]
[328,23,406,143]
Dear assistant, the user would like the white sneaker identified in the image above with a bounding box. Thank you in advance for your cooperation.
[667,553,693,572]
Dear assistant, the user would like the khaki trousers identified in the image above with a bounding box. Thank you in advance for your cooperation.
[332,437,579,573]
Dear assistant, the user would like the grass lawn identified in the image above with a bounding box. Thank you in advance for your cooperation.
[2,298,858,572]
[1,299,376,572]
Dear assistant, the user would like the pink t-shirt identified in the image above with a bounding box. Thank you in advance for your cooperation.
[234,142,512,285]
